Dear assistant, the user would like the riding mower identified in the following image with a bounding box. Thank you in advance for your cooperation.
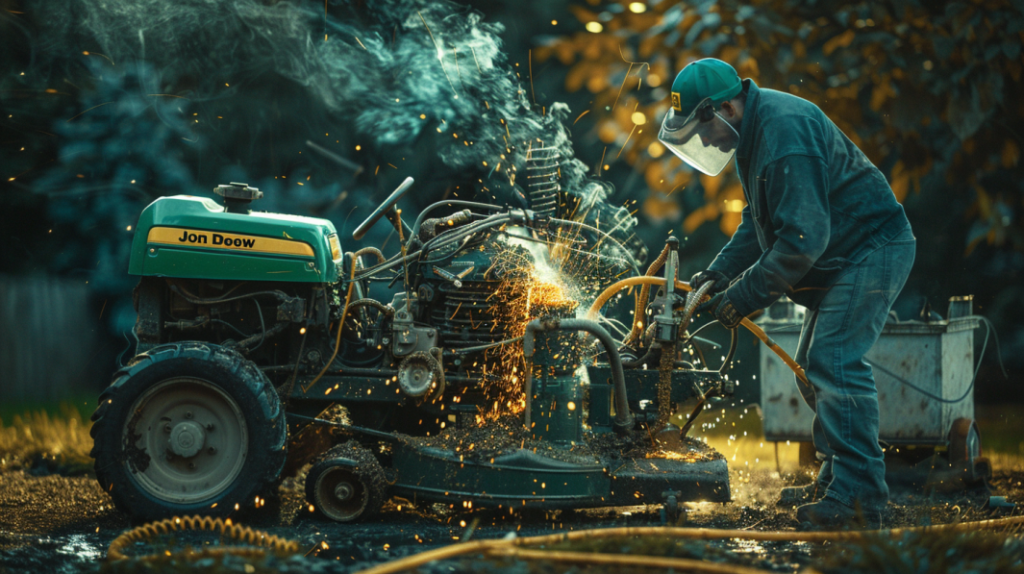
[91,174,740,524]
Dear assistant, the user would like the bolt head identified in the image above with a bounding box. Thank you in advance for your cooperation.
[185,411,193,419]
[207,446,217,455]
[334,483,354,501]
[205,423,215,431]
[188,462,196,470]
[164,424,172,434]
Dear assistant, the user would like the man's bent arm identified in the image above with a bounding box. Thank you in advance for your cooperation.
[725,154,830,316]
[707,205,762,282]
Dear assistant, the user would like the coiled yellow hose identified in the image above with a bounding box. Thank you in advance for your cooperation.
[107,515,301,561]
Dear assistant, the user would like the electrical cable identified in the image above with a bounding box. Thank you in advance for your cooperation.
[230,322,286,351]
[719,328,738,373]
[585,276,808,384]
[208,319,249,338]
[353,515,1024,574]
[248,299,266,352]
[451,336,524,354]
[301,251,363,393]
[488,547,771,574]
[409,200,505,240]
[865,315,1003,404]
[168,282,291,306]
[277,327,307,400]
[353,249,423,281]
[420,213,512,256]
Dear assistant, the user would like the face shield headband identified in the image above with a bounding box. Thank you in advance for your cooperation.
[658,97,740,176]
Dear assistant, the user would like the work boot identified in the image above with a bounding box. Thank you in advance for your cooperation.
[796,497,882,531]
[776,482,825,507]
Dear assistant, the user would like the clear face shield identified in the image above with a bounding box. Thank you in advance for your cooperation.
[658,97,740,176]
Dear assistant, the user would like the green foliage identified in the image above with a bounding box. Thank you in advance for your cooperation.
[540,0,1024,250]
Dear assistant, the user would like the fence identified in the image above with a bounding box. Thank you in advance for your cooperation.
[0,275,101,404]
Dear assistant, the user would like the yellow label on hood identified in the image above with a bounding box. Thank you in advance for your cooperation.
[147,227,315,257]
[671,92,681,111]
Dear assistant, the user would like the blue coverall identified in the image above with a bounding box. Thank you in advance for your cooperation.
[709,79,915,510]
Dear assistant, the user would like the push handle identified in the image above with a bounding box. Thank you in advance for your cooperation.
[353,177,415,240]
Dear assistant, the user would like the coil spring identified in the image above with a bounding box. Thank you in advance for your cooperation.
[107,514,301,561]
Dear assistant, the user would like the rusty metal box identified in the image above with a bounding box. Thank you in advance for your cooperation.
[759,302,978,445]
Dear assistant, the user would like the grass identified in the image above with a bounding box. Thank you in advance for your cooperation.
[0,402,94,473]
[815,528,1024,574]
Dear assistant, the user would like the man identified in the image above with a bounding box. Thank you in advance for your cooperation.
[659,58,915,529]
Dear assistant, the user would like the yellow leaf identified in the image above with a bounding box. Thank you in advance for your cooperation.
[1002,139,1020,168]
[565,62,593,92]
[823,30,855,56]
[719,210,742,236]
[891,172,910,203]
[699,172,721,198]
[870,81,891,111]
[682,204,716,234]
[642,195,681,222]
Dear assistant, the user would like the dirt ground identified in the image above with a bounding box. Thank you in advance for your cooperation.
[1,406,1022,574]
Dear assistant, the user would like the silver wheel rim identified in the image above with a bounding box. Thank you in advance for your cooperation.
[314,467,367,522]
[124,378,249,505]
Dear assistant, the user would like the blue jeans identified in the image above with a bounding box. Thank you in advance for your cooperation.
[794,226,915,509]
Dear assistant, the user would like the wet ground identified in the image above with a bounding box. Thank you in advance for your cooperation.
[2,406,1023,574]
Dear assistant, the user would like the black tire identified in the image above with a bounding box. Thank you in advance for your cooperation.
[304,441,386,522]
[90,342,287,521]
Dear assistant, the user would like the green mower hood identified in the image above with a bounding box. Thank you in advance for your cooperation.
[128,195,342,283]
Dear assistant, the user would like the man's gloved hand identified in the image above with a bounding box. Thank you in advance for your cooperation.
[689,270,729,296]
[697,291,744,329]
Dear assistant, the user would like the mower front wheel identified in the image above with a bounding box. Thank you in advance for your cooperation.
[305,441,386,522]
[90,342,287,521]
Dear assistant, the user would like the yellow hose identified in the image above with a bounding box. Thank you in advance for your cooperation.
[107,515,300,561]
[488,547,771,574]
[586,276,808,384]
[741,317,808,384]
[354,515,1024,574]
[624,244,670,347]
[584,276,690,322]
[302,247,385,394]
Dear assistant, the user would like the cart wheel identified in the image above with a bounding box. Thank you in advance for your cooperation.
[948,418,981,466]
[305,442,386,522]
[90,343,287,521]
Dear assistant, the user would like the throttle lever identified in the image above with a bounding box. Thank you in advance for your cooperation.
[353,177,415,240]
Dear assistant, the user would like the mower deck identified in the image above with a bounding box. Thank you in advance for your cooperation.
[390,435,730,510]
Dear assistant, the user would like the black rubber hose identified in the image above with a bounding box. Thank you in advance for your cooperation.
[523,318,633,434]
[410,200,504,240]
[719,327,738,373]
[347,299,395,317]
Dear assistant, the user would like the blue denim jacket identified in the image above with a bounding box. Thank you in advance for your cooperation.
[708,80,910,316]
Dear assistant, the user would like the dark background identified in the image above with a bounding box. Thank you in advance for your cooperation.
[1,0,1020,406]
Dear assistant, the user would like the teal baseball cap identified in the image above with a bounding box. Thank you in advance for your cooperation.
[669,58,743,115]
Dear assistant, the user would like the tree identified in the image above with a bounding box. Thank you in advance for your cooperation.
[538,0,1024,253]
